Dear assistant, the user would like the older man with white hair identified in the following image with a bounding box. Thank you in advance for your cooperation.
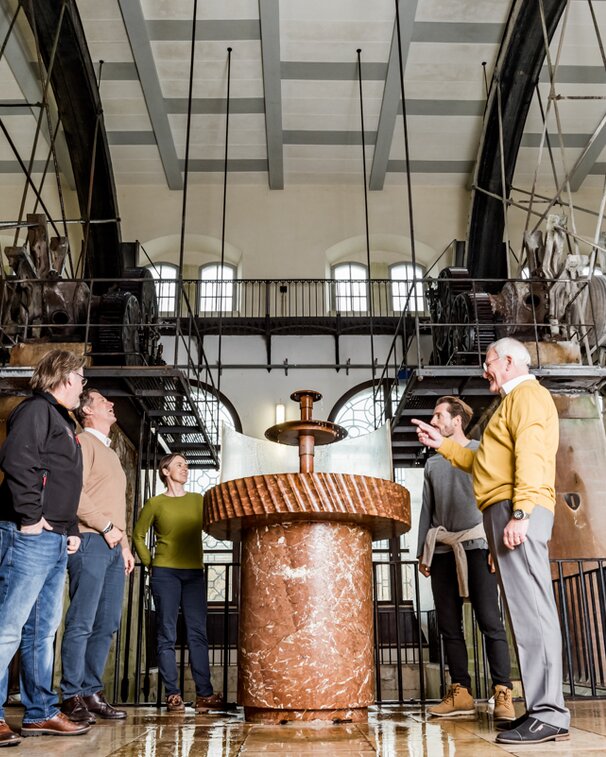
[413,337,570,745]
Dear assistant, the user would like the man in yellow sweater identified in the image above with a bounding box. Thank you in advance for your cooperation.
[413,337,570,745]
[60,389,135,725]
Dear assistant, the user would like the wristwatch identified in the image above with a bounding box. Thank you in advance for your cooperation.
[512,509,530,521]
[102,521,114,534]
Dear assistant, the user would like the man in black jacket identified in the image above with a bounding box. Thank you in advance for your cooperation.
[0,350,91,745]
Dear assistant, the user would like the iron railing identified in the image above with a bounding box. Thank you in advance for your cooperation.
[52,556,606,706]
[177,277,422,319]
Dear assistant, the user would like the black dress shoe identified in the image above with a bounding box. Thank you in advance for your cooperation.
[496,712,528,731]
[61,695,96,725]
[82,691,127,720]
[496,716,569,744]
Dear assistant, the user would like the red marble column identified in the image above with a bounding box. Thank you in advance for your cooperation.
[204,472,409,723]
[238,521,373,723]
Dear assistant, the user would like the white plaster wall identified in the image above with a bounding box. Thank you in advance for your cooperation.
[121,183,468,276]
[165,332,410,438]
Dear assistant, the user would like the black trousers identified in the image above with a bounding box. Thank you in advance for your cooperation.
[430,548,512,692]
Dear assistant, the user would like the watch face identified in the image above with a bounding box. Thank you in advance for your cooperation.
[513,509,524,520]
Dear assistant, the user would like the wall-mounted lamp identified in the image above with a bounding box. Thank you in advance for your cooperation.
[275,403,285,425]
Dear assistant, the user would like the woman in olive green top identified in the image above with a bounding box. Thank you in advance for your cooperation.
[133,453,222,713]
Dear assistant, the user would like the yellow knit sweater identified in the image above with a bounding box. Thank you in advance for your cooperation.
[439,379,558,514]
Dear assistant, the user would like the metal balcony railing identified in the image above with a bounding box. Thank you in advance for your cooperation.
[163,277,425,319]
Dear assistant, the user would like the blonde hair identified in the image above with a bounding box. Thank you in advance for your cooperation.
[30,349,86,393]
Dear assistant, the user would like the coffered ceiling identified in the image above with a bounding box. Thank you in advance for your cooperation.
[0,0,604,194]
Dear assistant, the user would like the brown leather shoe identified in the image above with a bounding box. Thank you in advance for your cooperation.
[0,720,21,746]
[21,712,91,737]
[195,692,224,713]
[82,691,126,720]
[61,694,96,724]
[166,694,185,712]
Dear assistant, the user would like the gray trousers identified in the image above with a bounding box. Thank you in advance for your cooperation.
[483,500,570,729]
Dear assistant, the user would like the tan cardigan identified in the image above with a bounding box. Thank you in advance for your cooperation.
[77,430,129,549]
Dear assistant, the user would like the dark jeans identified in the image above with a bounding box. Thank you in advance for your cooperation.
[151,567,212,697]
[0,521,67,722]
[61,533,125,698]
[430,548,512,692]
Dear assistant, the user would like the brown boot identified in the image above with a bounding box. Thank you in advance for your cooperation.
[195,692,224,713]
[428,683,476,717]
[493,684,516,721]
[166,694,185,712]
[61,694,96,724]
[81,691,126,720]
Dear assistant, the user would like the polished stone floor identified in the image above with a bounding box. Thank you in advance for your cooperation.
[5,699,606,755]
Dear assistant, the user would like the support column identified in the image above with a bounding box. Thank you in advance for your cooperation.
[238,520,374,723]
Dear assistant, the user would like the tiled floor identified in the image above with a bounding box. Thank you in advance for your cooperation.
[5,699,606,755]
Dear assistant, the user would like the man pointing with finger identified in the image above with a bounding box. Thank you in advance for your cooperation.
[60,389,134,725]
[413,337,570,746]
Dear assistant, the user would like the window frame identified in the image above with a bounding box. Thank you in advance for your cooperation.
[145,262,178,316]
[331,261,369,314]
[389,262,425,314]
[198,262,237,314]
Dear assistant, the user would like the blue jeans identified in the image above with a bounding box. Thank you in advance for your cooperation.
[60,533,125,698]
[151,567,212,697]
[0,521,67,723]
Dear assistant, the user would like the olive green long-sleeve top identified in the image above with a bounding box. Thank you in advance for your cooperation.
[132,492,204,569]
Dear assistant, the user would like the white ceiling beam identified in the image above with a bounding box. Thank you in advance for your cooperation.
[259,0,283,189]
[369,0,418,191]
[118,0,182,190]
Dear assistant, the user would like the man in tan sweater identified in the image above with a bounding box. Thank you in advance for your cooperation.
[60,389,135,725]
[414,338,569,745]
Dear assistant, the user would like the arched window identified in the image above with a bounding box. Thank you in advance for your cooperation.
[330,382,412,596]
[332,383,384,437]
[185,386,240,602]
[332,262,368,313]
[390,262,425,313]
[199,263,236,313]
[145,263,178,316]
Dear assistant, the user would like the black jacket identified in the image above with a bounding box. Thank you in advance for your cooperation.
[0,391,82,536]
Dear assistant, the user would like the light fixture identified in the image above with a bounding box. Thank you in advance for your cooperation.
[275,403,285,425]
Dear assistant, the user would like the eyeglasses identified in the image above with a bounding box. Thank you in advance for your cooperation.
[482,356,503,372]
[74,372,88,387]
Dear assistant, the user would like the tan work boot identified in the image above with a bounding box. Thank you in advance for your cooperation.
[493,684,516,721]
[428,683,475,717]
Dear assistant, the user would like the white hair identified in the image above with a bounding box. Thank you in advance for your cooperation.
[487,337,531,367]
